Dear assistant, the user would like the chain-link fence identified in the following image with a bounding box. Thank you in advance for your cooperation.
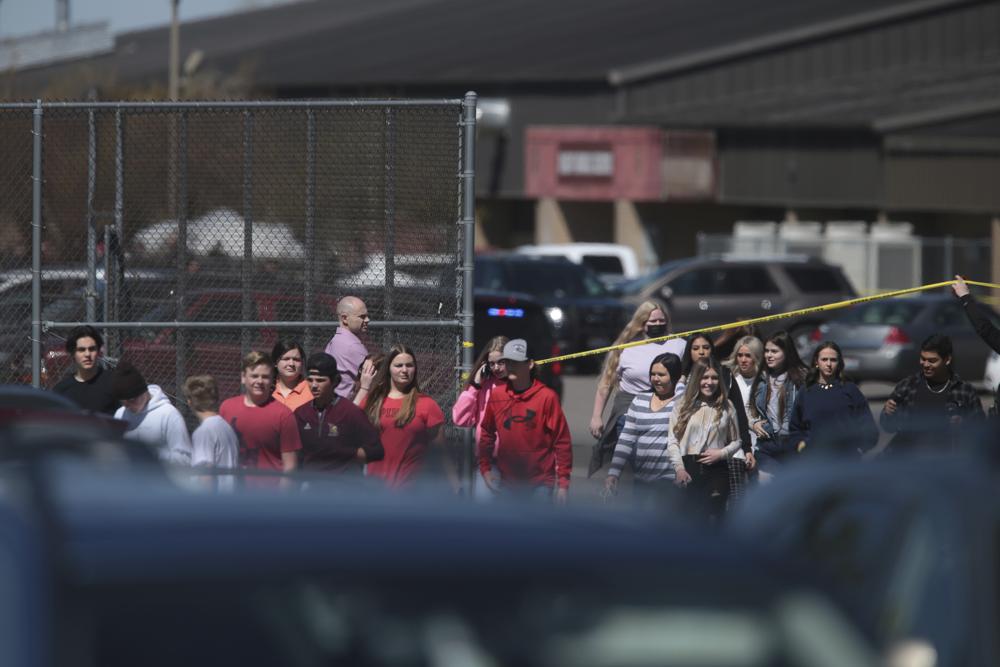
[0,98,476,420]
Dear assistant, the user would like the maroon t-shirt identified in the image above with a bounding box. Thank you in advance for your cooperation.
[219,396,302,471]
[294,398,383,473]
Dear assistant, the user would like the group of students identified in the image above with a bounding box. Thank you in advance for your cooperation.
[51,295,573,499]
[50,278,996,504]
[589,277,993,520]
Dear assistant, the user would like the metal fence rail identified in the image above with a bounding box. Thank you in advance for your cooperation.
[0,96,476,424]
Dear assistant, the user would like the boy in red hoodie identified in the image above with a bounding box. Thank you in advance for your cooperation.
[479,339,572,503]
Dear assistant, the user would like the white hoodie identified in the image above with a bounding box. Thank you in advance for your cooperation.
[114,384,193,465]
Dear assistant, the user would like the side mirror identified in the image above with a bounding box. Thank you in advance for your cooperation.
[660,285,674,301]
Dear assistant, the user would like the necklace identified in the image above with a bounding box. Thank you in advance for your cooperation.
[926,377,951,394]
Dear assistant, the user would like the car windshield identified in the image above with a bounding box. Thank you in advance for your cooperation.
[613,259,688,295]
[835,301,925,326]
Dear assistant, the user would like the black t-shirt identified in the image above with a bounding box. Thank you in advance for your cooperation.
[52,366,119,415]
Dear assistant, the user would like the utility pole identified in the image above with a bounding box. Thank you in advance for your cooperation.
[168,0,180,100]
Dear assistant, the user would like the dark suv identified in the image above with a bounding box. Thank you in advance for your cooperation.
[474,290,563,399]
[613,256,856,345]
[475,254,627,370]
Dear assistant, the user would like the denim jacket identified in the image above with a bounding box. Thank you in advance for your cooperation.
[752,373,801,459]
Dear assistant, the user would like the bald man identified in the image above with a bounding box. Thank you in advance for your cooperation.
[324,296,371,398]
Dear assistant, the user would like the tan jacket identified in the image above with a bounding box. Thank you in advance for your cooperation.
[666,401,742,472]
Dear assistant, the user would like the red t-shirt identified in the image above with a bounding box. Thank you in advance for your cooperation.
[364,394,444,487]
[220,396,302,471]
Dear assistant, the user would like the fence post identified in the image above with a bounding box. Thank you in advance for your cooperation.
[943,235,954,282]
[241,110,254,358]
[383,107,397,346]
[111,108,125,358]
[175,111,188,395]
[304,109,316,352]
[459,92,478,492]
[30,100,43,388]
[86,109,98,323]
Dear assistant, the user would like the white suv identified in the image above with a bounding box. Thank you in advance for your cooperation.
[515,243,640,287]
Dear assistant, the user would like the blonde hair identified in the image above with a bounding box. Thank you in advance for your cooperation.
[723,336,763,377]
[241,350,272,372]
[597,299,670,390]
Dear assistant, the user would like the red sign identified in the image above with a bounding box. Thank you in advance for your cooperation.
[524,126,716,201]
[525,126,663,201]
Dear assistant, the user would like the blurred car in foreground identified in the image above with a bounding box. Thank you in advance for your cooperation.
[475,254,627,370]
[0,385,127,442]
[729,456,1000,667]
[611,255,855,346]
[0,459,882,667]
[809,294,999,382]
[474,290,563,399]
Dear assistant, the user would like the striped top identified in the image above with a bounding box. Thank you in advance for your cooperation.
[608,383,685,482]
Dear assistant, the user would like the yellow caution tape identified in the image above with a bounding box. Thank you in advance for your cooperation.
[462,341,475,348]
[534,279,1000,366]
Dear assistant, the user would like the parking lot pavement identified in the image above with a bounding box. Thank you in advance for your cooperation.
[560,375,987,504]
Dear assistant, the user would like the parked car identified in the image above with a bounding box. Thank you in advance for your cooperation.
[612,255,856,346]
[729,457,1000,667]
[475,254,628,370]
[984,351,1000,393]
[809,294,1000,382]
[0,267,177,383]
[474,290,562,399]
[0,460,881,667]
[515,243,641,287]
[40,289,341,397]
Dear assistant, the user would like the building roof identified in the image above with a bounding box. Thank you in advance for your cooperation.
[13,0,927,89]
[8,0,997,133]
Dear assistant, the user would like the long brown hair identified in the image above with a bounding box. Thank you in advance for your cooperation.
[467,336,509,388]
[749,331,807,420]
[597,299,670,390]
[364,344,422,430]
[672,357,731,440]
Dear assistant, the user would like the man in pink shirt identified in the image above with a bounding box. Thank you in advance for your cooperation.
[323,296,370,399]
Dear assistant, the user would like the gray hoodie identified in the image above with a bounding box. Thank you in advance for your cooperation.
[114,384,193,465]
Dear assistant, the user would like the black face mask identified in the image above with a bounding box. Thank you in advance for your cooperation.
[646,324,667,338]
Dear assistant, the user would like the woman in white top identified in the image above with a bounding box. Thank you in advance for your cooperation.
[588,300,686,475]
[721,335,764,500]
[667,357,742,521]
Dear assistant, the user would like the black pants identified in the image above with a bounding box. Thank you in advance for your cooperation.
[681,455,730,522]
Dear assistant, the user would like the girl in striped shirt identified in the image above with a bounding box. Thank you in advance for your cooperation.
[604,352,685,508]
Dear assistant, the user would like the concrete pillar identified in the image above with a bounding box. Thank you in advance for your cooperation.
[474,212,489,251]
[614,199,655,271]
[535,197,572,245]
[992,217,1000,301]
